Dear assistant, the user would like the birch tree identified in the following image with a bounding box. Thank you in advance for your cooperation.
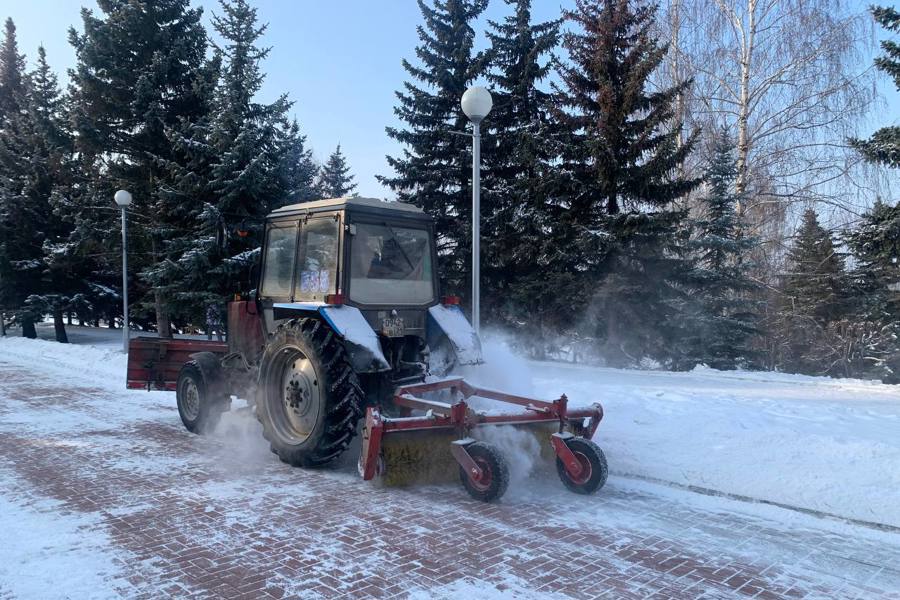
[662,0,878,217]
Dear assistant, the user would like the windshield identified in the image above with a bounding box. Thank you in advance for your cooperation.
[349,222,434,305]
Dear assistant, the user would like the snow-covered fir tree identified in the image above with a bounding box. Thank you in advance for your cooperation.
[843,201,900,379]
[777,209,850,375]
[482,0,560,342]
[379,0,489,298]
[68,0,209,337]
[850,6,900,167]
[0,25,72,341]
[684,130,758,369]
[317,144,356,198]
[553,0,700,367]
[18,46,76,343]
[146,0,317,324]
[279,119,318,206]
[0,18,38,338]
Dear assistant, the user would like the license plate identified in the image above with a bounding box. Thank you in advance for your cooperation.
[382,317,405,337]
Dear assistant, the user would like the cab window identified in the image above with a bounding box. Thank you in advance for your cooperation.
[349,222,434,305]
[295,217,340,301]
[260,224,298,298]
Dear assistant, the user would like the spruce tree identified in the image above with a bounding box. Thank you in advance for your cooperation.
[20,47,76,343]
[317,144,356,198]
[279,119,318,205]
[0,18,24,115]
[482,0,560,338]
[68,0,209,336]
[843,201,900,379]
[379,0,489,298]
[146,0,315,323]
[553,0,699,366]
[850,6,900,167]
[0,39,74,342]
[686,130,758,369]
[778,208,849,374]
[0,19,40,338]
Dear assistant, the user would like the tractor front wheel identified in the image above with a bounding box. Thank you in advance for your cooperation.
[256,318,364,468]
[556,437,608,495]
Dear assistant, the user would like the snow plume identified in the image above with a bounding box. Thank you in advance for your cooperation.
[457,334,558,494]
[458,332,535,396]
[207,400,272,468]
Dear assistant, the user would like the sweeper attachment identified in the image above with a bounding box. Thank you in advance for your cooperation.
[359,378,607,502]
[126,197,608,503]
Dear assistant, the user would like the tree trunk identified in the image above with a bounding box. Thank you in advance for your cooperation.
[734,0,757,216]
[66,311,72,326]
[53,306,68,343]
[21,315,36,339]
[155,290,172,338]
[151,236,173,339]
[1,310,6,336]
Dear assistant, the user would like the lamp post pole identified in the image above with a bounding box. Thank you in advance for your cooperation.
[120,205,129,353]
[461,86,492,336]
[114,190,132,353]
[471,120,481,334]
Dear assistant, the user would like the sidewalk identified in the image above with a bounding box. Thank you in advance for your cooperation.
[1,356,899,599]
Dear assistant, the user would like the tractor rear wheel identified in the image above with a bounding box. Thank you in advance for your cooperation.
[256,318,364,468]
[176,361,226,434]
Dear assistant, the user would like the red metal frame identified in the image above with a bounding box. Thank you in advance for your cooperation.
[126,337,228,391]
[359,377,603,481]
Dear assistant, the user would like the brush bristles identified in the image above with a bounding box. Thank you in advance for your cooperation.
[380,430,459,486]
[376,424,559,487]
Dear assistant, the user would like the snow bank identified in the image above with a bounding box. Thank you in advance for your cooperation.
[466,336,900,529]
[0,333,127,386]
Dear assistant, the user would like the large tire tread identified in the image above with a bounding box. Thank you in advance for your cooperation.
[176,361,226,434]
[257,318,364,468]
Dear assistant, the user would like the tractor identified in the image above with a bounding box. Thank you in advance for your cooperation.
[127,197,607,502]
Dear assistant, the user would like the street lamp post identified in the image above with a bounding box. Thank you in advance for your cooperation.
[461,85,492,336]
[114,189,132,353]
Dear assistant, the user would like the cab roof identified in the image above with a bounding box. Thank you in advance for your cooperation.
[268,196,428,221]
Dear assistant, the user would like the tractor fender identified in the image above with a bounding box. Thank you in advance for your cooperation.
[427,305,483,365]
[273,303,390,373]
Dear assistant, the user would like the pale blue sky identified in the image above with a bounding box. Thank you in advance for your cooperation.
[1,0,571,198]
[1,0,896,199]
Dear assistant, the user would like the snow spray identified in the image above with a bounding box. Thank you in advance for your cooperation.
[471,425,544,488]
[458,332,536,396]
[208,399,271,467]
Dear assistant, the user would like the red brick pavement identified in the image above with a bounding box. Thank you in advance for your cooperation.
[1,360,899,599]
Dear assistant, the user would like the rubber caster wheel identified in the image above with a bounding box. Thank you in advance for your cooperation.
[556,437,608,494]
[459,442,509,502]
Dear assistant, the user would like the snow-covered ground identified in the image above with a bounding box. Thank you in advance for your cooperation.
[2,325,900,598]
[5,324,900,530]
[464,338,900,530]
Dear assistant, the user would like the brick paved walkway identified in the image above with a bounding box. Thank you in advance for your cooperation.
[1,359,899,599]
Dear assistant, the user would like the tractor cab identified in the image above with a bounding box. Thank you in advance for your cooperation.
[256,197,480,386]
